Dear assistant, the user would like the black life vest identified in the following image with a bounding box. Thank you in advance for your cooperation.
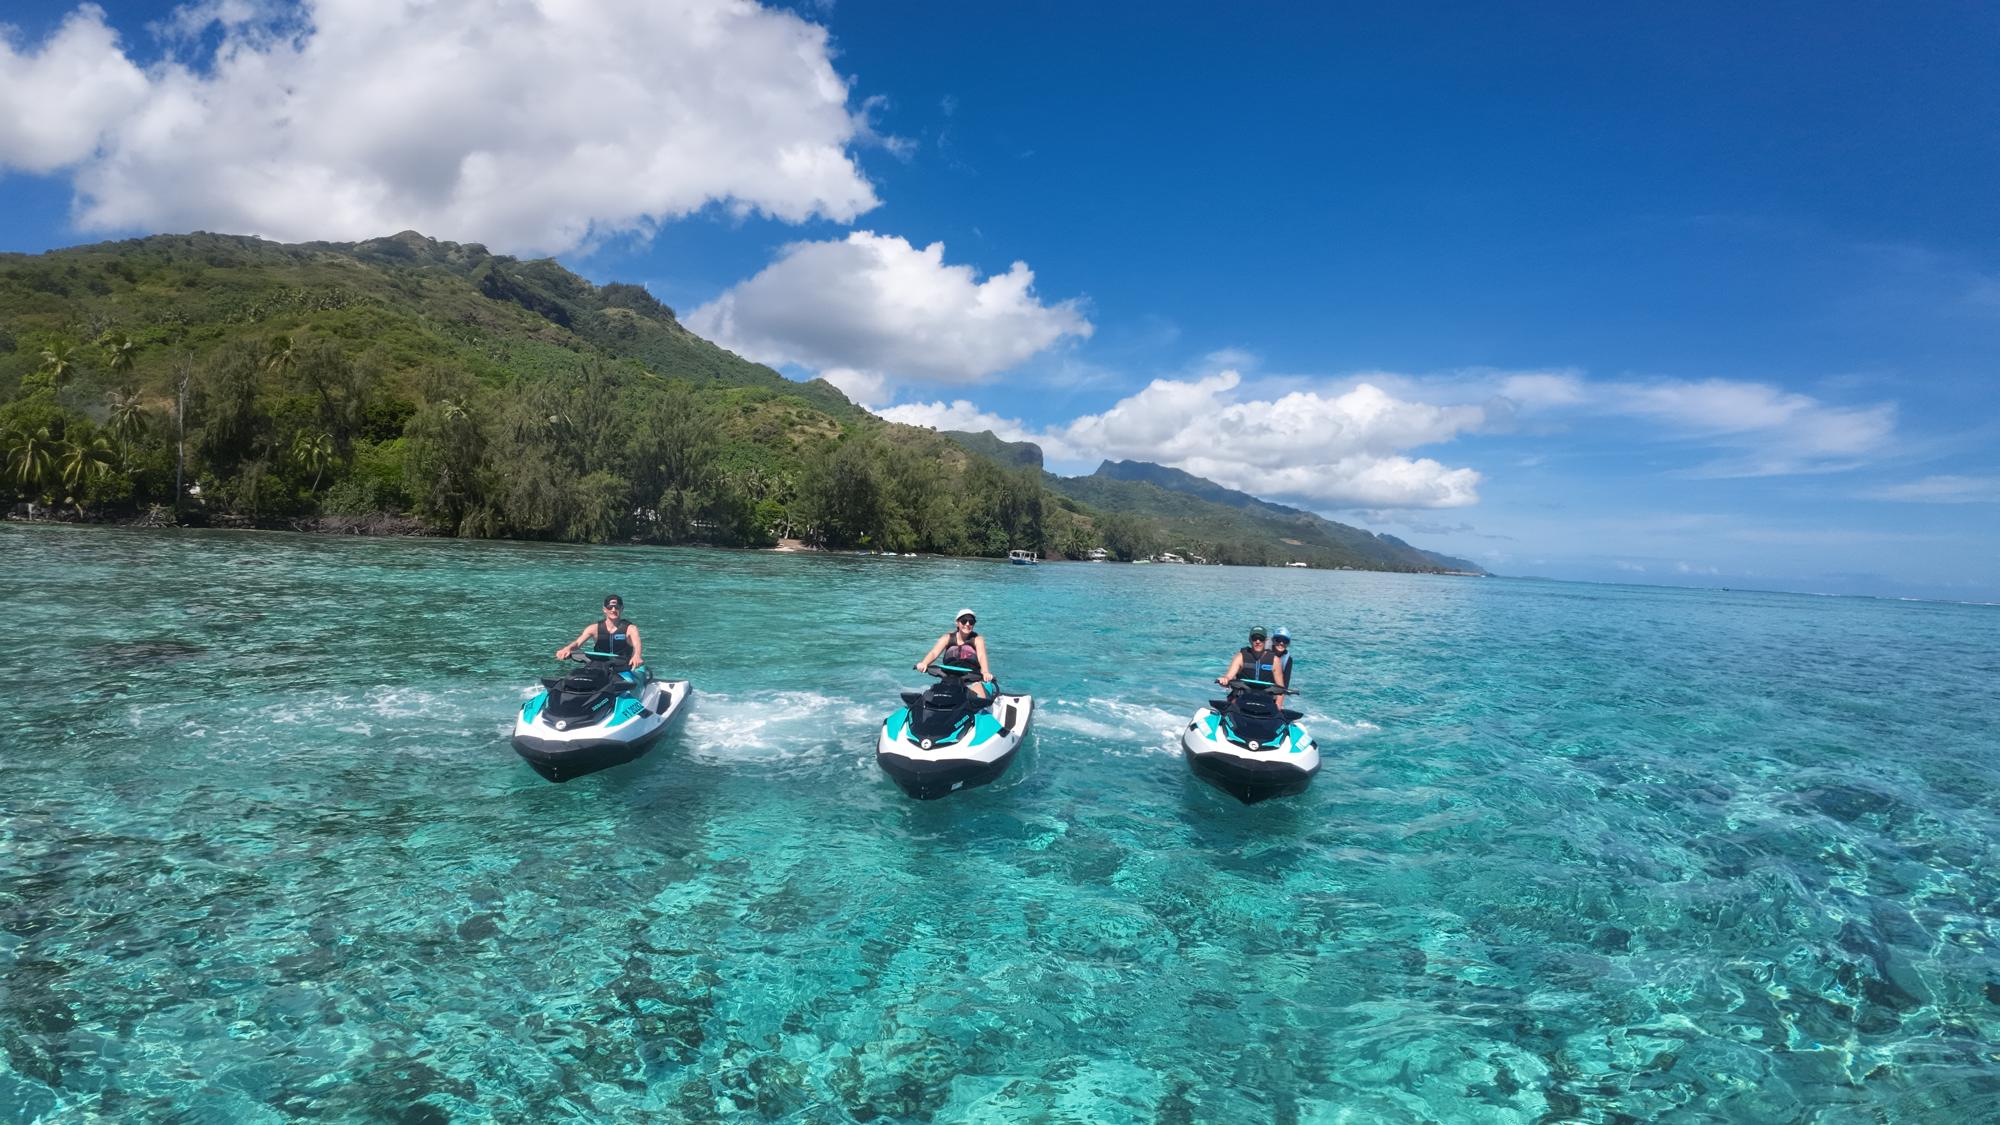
[1238,645,1278,686]
[592,618,636,663]
[939,629,982,676]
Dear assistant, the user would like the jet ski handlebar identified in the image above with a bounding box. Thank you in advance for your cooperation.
[1218,678,1301,696]
[921,664,997,688]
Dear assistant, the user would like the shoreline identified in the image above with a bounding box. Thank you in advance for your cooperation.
[0,511,1481,575]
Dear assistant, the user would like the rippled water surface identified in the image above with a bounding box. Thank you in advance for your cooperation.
[2,525,1997,1122]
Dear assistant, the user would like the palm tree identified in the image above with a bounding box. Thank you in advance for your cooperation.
[60,437,117,510]
[265,335,297,379]
[100,332,138,379]
[106,388,149,445]
[38,341,77,394]
[292,430,334,491]
[5,426,57,503]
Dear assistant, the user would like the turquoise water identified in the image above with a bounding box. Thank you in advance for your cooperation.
[2,525,1997,1122]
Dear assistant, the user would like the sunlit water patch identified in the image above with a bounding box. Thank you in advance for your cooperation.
[2,525,1997,1121]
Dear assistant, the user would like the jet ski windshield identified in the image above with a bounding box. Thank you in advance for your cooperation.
[1213,683,1302,751]
[540,655,637,723]
[899,666,995,743]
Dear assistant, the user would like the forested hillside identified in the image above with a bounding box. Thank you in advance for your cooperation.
[1076,459,1486,572]
[1,231,1482,571]
[0,232,1064,552]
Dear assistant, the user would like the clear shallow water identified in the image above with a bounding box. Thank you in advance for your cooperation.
[2,525,1997,1123]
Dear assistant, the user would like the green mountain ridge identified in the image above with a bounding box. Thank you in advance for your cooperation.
[942,429,1044,470]
[1086,458,1487,573]
[934,431,1487,573]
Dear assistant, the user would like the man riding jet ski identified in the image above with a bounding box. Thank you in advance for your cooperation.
[1181,626,1320,803]
[511,594,690,782]
[878,609,1033,798]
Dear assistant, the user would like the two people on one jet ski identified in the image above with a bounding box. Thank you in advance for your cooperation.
[555,594,645,670]
[915,608,996,698]
[1217,625,1287,703]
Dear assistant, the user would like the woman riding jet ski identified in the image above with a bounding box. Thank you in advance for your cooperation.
[1181,626,1320,803]
[877,609,1034,798]
[511,595,690,782]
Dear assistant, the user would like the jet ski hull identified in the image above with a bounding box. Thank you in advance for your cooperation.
[877,693,1034,799]
[512,678,691,782]
[1180,705,1321,804]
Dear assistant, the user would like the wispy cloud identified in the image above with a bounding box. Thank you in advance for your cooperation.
[1858,474,2000,504]
[1494,372,1896,476]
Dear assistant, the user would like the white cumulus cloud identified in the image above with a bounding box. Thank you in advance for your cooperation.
[0,5,149,171]
[886,371,1486,509]
[687,231,1092,402]
[1055,373,1485,508]
[874,398,1069,453]
[0,0,878,254]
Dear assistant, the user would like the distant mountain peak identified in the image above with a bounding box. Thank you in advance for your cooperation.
[944,430,1044,470]
[1091,459,1302,517]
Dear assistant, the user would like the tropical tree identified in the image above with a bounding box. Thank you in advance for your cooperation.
[292,430,334,491]
[100,332,138,379]
[264,334,297,380]
[37,341,78,394]
[106,388,149,447]
[403,396,486,532]
[1053,520,1095,561]
[5,426,57,500]
[59,436,117,510]
[296,340,367,451]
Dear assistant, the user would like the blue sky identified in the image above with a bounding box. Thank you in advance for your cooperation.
[2,1,1996,597]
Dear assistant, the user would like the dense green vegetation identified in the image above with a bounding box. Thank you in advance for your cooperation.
[0,231,1479,572]
[0,232,1071,553]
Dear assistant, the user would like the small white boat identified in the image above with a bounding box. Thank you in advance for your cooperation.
[1007,550,1038,566]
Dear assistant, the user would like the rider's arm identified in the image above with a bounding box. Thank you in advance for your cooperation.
[915,634,947,671]
[625,624,643,667]
[1219,652,1243,685]
[556,625,594,660]
[974,636,993,682]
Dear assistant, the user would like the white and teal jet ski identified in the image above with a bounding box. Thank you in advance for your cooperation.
[512,652,690,782]
[1181,679,1320,803]
[877,665,1034,799]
